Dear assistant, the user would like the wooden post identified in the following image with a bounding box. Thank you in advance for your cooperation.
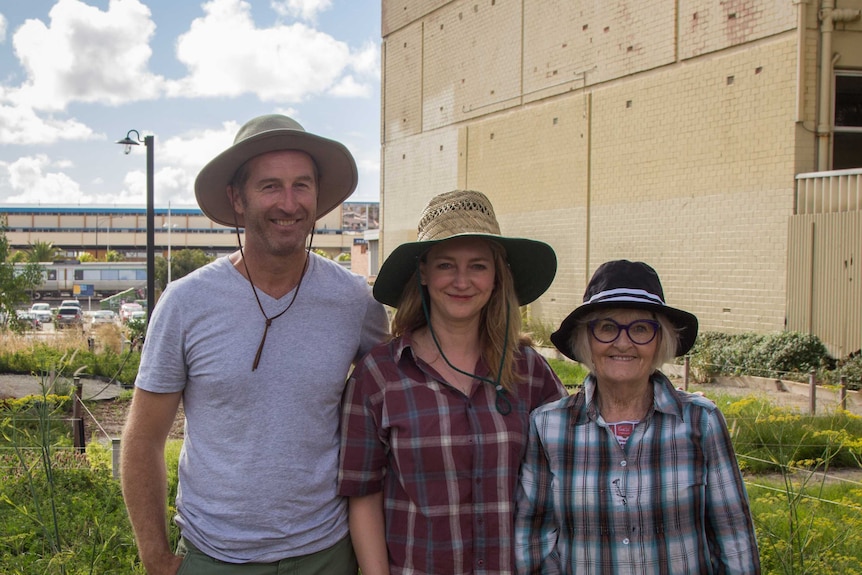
[683,356,690,391]
[72,377,86,453]
[808,370,817,415]
[840,376,848,411]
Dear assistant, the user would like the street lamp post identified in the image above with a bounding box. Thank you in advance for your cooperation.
[163,200,177,284]
[116,129,155,323]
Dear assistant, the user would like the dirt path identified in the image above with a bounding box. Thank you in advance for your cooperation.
[0,373,184,442]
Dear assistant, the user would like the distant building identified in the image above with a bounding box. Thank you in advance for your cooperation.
[1,200,380,274]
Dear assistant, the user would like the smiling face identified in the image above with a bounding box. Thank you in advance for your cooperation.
[420,236,496,329]
[588,308,661,389]
[228,150,318,261]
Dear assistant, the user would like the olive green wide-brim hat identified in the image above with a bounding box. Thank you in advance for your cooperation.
[372,190,558,308]
[194,114,358,227]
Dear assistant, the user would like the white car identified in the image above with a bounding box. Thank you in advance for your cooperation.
[60,299,83,309]
[91,310,117,324]
[29,302,54,323]
[120,303,144,323]
[128,310,147,323]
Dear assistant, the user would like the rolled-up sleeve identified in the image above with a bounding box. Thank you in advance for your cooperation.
[338,354,388,497]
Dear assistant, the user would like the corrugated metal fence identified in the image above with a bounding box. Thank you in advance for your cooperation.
[787,169,862,357]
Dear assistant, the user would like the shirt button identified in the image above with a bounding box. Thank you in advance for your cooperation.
[620,460,627,467]
[477,559,485,567]
[622,538,630,545]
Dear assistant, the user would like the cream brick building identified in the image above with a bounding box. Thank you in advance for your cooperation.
[379,0,862,356]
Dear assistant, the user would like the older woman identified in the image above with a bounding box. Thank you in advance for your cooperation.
[514,260,760,574]
[338,190,567,575]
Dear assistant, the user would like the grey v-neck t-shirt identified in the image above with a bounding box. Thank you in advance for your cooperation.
[135,254,389,563]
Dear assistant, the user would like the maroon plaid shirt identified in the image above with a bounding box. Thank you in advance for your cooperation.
[338,333,566,575]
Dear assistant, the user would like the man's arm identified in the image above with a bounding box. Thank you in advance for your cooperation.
[121,388,184,575]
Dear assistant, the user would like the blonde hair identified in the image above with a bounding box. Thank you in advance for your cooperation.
[569,309,680,373]
[391,240,523,391]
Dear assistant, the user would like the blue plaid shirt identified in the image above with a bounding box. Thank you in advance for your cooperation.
[514,372,760,574]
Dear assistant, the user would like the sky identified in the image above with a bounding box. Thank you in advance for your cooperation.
[0,0,382,209]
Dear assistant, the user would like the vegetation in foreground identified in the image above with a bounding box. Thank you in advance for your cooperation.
[3,333,862,573]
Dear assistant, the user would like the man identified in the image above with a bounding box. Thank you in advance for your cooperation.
[121,114,389,575]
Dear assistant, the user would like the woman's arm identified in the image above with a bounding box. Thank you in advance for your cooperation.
[349,492,390,575]
[703,408,762,574]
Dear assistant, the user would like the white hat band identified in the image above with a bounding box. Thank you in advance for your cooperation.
[585,288,666,306]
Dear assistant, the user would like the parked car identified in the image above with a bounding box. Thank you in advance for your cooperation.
[119,303,144,323]
[15,310,43,330]
[55,306,83,328]
[91,310,117,325]
[60,299,83,310]
[128,310,147,323]
[29,302,54,324]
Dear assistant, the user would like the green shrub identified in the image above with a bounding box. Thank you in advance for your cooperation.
[0,455,145,574]
[0,342,140,387]
[522,315,557,348]
[822,353,862,391]
[686,331,832,382]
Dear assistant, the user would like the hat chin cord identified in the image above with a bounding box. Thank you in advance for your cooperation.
[415,260,512,415]
[232,216,313,371]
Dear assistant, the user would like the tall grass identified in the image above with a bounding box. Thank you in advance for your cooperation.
[3,337,862,572]
[698,388,862,574]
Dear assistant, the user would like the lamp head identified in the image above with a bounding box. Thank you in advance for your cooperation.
[116,130,142,155]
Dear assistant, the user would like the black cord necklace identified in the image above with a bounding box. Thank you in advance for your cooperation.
[233,225,313,371]
[416,261,512,415]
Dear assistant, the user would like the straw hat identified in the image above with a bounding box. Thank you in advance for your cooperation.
[194,114,358,227]
[373,190,557,307]
[550,260,699,361]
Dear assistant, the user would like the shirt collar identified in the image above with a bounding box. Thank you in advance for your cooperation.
[582,370,685,421]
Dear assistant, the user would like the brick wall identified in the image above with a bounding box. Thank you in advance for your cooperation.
[379,0,858,335]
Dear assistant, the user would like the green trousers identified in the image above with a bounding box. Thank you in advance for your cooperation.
[175,534,357,575]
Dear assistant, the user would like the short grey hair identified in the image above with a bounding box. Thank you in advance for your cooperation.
[569,309,681,373]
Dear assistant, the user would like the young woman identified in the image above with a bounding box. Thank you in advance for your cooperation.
[338,190,567,575]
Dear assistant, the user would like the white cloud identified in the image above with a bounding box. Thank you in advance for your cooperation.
[4,154,88,203]
[329,75,370,98]
[0,103,97,144]
[114,164,196,206]
[8,0,164,111]
[350,40,380,79]
[167,0,363,102]
[0,1,381,206]
[271,0,333,23]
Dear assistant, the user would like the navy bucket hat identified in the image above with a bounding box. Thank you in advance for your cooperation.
[551,260,699,362]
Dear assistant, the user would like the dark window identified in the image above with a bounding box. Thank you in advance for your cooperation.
[834,73,862,170]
